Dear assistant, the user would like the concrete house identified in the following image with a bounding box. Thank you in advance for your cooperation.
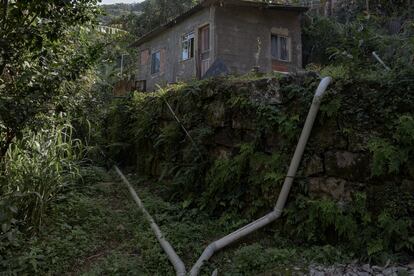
[133,0,308,91]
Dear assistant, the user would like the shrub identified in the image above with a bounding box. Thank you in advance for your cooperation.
[0,121,85,234]
[285,193,414,262]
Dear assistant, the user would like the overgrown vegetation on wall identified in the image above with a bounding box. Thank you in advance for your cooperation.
[105,61,414,261]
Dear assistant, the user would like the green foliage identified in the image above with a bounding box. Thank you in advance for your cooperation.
[0,177,125,275]
[202,144,285,215]
[104,76,312,216]
[303,13,414,81]
[107,0,197,37]
[0,121,85,233]
[334,0,414,20]
[0,0,410,272]
[100,2,143,26]
[0,0,104,161]
[0,170,353,275]
[303,16,344,65]
[230,244,295,272]
[101,5,414,262]
[285,193,414,261]
[225,242,348,274]
[395,115,414,146]
[104,71,414,263]
[368,138,404,176]
[319,95,342,119]
[369,115,414,176]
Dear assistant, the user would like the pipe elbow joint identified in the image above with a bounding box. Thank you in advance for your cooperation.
[273,208,283,218]
[313,76,332,103]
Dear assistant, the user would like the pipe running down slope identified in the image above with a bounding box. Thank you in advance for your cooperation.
[189,76,332,275]
[115,77,332,276]
[114,166,187,276]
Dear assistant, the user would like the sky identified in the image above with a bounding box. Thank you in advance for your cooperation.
[100,0,143,4]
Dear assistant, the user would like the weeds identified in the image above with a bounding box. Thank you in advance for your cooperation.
[0,168,355,275]
[0,122,85,232]
[285,193,414,262]
[0,120,88,273]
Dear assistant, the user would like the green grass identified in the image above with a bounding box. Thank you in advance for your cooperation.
[2,167,352,275]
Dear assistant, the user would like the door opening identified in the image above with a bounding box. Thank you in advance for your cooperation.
[198,24,210,78]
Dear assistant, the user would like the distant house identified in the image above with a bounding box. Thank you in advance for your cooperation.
[133,0,308,91]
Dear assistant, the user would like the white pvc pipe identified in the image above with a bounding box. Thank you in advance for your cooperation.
[114,166,187,276]
[189,76,332,276]
[372,51,391,71]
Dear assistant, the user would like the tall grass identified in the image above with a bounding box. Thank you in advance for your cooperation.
[0,122,85,232]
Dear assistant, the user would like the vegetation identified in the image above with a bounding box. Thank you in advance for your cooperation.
[0,169,352,275]
[100,3,143,26]
[104,66,414,262]
[1,0,413,274]
[0,0,101,160]
[0,0,136,273]
[102,0,197,37]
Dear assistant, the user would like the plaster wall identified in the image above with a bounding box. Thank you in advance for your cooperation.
[136,7,215,91]
[214,6,303,74]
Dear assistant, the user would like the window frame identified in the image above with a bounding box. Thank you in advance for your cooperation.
[181,32,195,61]
[271,34,291,62]
[151,50,161,75]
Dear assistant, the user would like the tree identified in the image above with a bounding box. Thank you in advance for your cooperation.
[0,0,100,160]
[110,0,198,37]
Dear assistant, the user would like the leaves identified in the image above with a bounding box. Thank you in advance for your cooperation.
[1,121,85,232]
[367,239,384,256]
[0,0,101,161]
[368,115,414,176]
[107,0,196,37]
[286,193,413,260]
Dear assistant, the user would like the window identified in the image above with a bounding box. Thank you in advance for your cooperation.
[151,51,160,74]
[182,32,194,60]
[271,34,290,62]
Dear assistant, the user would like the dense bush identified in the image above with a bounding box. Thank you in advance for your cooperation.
[285,193,414,262]
[303,13,414,77]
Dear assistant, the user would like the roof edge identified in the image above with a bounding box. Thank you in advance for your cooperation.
[131,2,207,47]
[131,0,308,48]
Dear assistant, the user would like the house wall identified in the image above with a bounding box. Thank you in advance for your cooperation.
[214,6,303,74]
[136,7,215,91]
